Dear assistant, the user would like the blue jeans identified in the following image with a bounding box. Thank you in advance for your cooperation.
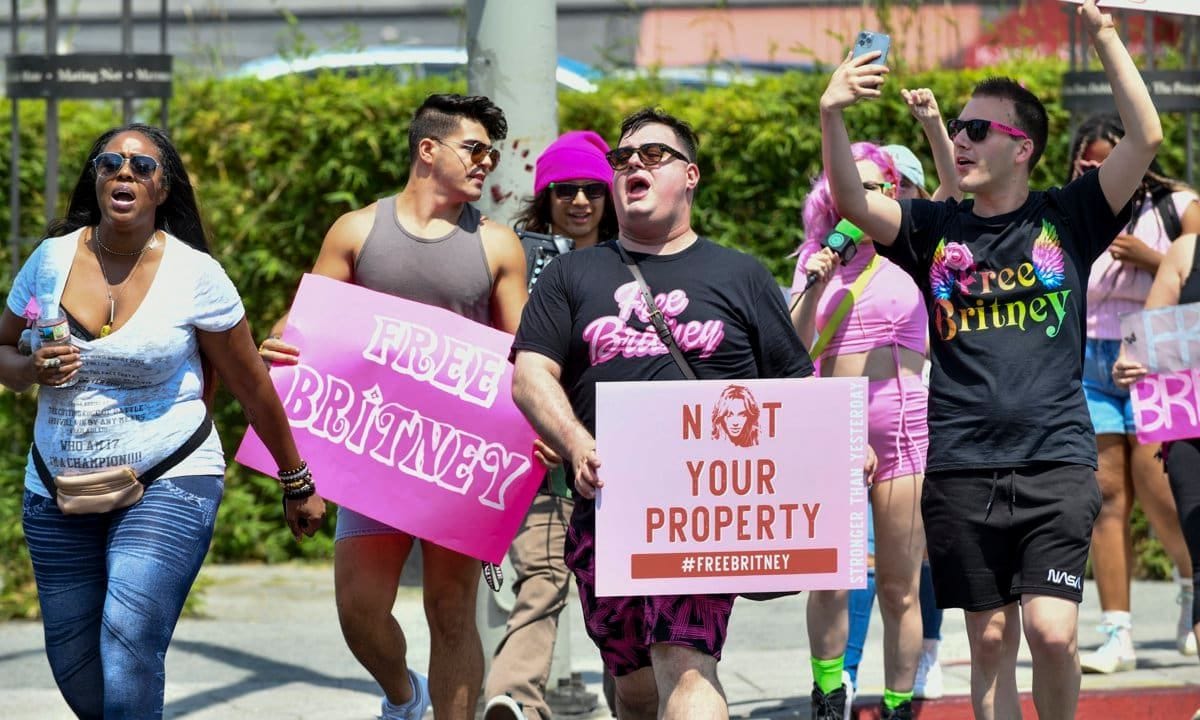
[22,475,223,719]
[845,569,876,688]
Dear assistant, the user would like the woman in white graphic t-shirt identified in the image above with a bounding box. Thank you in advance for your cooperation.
[0,123,326,718]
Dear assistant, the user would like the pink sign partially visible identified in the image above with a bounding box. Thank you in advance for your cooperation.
[236,274,541,563]
[1119,302,1200,372]
[1131,370,1200,443]
[1061,0,1200,17]
[593,377,870,597]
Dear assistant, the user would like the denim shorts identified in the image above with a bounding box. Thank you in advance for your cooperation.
[1082,338,1135,436]
[334,505,405,541]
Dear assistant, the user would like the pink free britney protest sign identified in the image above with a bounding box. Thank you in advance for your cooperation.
[593,377,870,597]
[1121,304,1200,443]
[1130,371,1200,444]
[236,274,541,563]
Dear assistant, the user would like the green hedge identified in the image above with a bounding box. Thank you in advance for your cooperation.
[0,60,1188,617]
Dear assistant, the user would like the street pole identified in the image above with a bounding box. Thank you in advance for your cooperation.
[465,0,558,227]
[10,0,21,276]
[45,0,58,229]
[465,2,591,712]
[122,0,133,122]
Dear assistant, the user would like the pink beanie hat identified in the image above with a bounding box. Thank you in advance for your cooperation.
[534,130,613,195]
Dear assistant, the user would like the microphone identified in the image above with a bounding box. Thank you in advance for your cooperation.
[805,219,865,289]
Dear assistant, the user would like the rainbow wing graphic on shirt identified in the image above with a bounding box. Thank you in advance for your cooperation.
[1031,220,1065,290]
[929,239,956,300]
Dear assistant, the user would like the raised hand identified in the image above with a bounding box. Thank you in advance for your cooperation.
[820,51,889,112]
[901,87,942,124]
[1079,0,1116,40]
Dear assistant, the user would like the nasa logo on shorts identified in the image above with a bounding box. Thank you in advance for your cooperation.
[1046,568,1082,590]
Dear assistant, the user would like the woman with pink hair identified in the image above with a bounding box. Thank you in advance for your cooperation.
[792,89,959,720]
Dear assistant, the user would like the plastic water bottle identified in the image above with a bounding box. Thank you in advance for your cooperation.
[35,307,78,387]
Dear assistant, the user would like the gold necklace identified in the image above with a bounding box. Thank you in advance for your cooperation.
[94,226,156,337]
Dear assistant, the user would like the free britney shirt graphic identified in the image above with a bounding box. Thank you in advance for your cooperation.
[583,281,727,366]
[928,221,1073,343]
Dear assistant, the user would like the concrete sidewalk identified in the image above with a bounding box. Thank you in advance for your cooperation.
[1,563,1197,718]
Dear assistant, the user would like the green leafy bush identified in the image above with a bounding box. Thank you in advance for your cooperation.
[0,59,1187,616]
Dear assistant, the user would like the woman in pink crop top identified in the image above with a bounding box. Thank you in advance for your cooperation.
[792,141,933,710]
[1069,114,1200,673]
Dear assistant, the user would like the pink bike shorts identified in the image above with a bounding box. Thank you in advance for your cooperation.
[868,373,929,482]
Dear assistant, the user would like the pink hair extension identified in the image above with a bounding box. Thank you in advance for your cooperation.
[796,142,900,265]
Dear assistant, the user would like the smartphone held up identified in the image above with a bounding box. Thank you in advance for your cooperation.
[851,30,891,66]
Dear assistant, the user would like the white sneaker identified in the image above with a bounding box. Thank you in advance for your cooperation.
[1178,587,1197,656]
[380,670,430,720]
[913,643,944,700]
[483,694,527,720]
[1080,624,1136,674]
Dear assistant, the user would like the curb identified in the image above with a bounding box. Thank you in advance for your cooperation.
[852,686,1200,718]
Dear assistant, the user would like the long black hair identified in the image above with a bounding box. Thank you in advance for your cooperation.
[47,123,210,254]
[512,186,618,242]
[1066,113,1193,234]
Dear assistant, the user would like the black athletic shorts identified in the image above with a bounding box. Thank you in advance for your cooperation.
[922,462,1101,612]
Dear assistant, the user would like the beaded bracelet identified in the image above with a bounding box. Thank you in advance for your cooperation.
[278,460,309,482]
[282,483,316,501]
[278,471,313,489]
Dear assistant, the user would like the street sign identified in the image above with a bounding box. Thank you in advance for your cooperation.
[1063,70,1200,112]
[5,54,172,99]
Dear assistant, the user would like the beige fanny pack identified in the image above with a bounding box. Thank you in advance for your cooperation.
[32,416,213,514]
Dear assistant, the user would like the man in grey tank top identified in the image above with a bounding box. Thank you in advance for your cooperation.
[261,94,531,720]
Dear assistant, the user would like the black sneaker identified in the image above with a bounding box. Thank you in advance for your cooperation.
[811,682,849,720]
[880,700,914,720]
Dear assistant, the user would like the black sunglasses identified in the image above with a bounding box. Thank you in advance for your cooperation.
[550,182,607,200]
[93,152,159,179]
[605,142,689,171]
[946,118,1030,143]
[434,138,501,169]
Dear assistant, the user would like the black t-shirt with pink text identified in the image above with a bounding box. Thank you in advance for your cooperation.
[876,169,1131,472]
[513,237,813,438]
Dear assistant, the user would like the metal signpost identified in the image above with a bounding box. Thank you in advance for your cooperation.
[5,0,172,275]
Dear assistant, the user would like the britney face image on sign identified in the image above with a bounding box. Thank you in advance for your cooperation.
[711,384,761,448]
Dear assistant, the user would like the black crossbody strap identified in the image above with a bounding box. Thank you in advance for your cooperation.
[32,414,214,499]
[615,242,698,380]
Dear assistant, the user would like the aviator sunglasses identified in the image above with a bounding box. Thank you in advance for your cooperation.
[605,142,689,172]
[434,138,501,169]
[93,152,159,179]
[947,118,1030,143]
[550,182,607,200]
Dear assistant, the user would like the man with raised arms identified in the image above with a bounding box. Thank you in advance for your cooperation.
[816,1,1161,718]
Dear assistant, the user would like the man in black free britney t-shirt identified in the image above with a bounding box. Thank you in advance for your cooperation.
[512,109,817,719]
[817,2,1161,719]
